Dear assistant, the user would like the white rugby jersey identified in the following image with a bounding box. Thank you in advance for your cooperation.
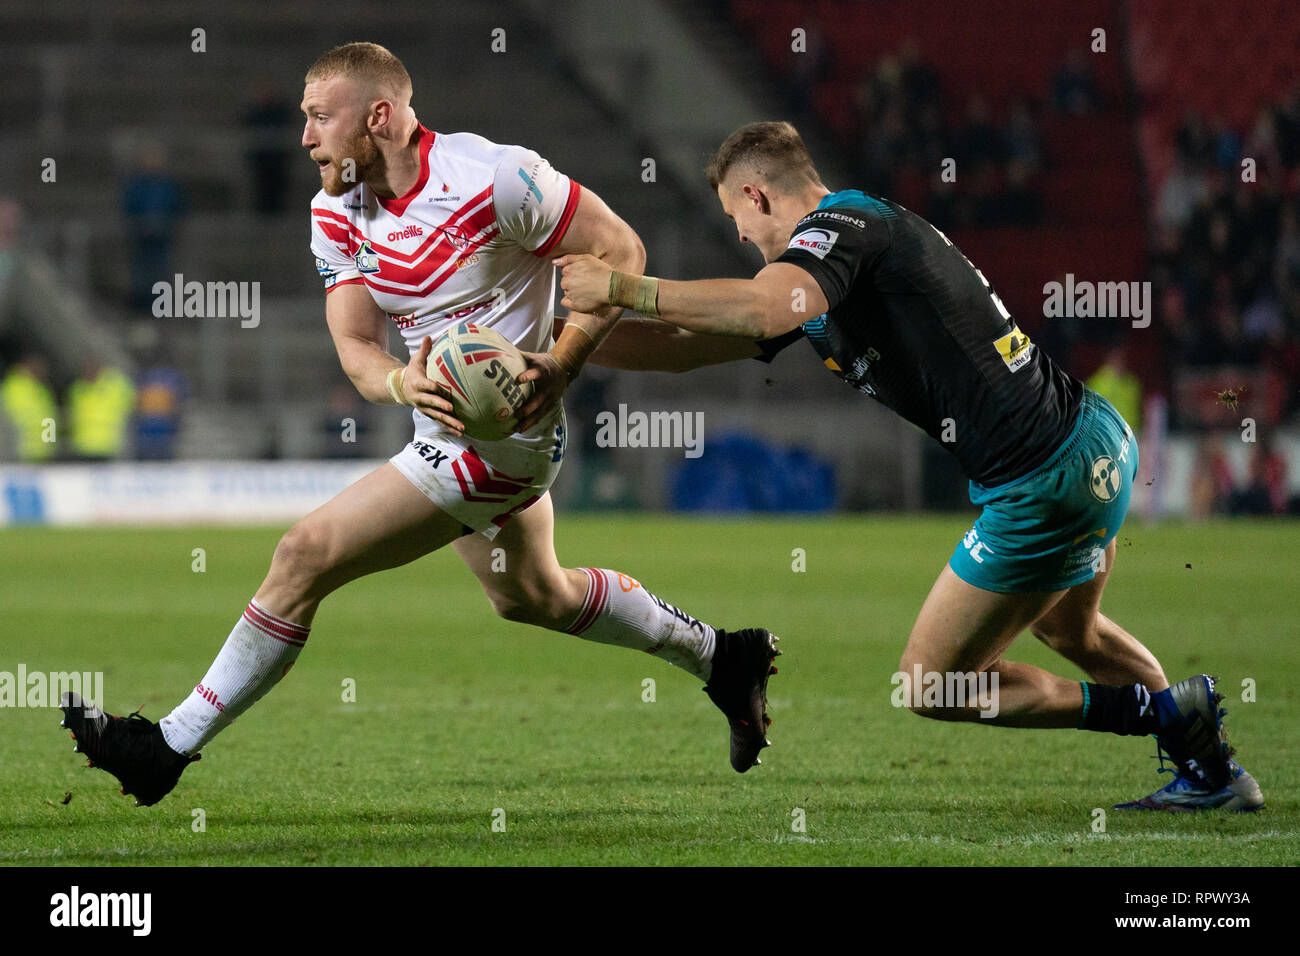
[309,125,581,357]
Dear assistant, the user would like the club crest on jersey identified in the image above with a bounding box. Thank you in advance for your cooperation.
[353,240,381,274]
[1090,455,1122,502]
[787,227,839,259]
[438,223,472,251]
[993,327,1034,372]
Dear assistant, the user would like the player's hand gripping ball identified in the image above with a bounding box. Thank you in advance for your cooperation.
[425,322,535,440]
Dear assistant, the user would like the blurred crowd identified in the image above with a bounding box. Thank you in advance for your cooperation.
[843,40,1054,230]
[1190,434,1294,517]
[1148,88,1300,424]
[0,352,186,462]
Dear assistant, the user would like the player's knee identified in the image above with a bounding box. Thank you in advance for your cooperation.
[485,579,571,629]
[270,521,334,590]
[897,649,933,717]
[1032,617,1105,666]
[489,591,534,624]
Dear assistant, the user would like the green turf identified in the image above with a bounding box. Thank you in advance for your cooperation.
[1,516,1295,865]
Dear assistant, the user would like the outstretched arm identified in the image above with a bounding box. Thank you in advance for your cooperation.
[552,314,763,372]
[555,255,829,340]
[515,186,644,430]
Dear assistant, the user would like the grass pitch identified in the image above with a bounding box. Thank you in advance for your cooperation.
[1,515,1295,866]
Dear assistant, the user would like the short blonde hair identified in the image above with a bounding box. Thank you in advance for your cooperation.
[305,42,412,102]
[707,121,822,192]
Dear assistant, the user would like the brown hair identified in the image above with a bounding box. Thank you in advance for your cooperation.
[706,121,822,192]
[305,42,412,101]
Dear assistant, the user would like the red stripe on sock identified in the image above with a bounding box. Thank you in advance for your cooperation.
[243,602,309,647]
[248,599,309,634]
[567,568,607,635]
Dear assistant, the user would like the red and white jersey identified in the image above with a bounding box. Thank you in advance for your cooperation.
[309,125,581,357]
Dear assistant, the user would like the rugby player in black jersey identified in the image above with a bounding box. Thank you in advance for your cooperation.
[556,121,1260,811]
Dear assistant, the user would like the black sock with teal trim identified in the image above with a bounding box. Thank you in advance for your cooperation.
[1078,682,1162,736]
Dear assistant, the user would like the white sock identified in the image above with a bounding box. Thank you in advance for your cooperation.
[159,598,309,755]
[565,568,717,680]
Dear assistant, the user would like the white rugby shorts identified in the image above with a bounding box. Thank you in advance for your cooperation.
[389,404,567,540]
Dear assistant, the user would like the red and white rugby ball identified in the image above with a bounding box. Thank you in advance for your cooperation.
[426,322,534,440]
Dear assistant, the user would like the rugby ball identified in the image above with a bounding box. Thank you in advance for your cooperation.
[426,322,534,440]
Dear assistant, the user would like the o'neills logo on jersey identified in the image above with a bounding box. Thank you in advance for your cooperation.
[788,227,839,259]
[387,225,424,242]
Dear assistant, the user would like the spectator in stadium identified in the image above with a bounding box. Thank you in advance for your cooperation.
[787,15,831,117]
[1156,156,1208,232]
[242,82,297,215]
[1004,97,1044,173]
[1001,157,1044,226]
[122,144,187,312]
[67,357,136,461]
[1230,439,1289,516]
[0,196,19,267]
[1051,46,1102,115]
[1187,435,1235,519]
[1086,345,1142,436]
[954,94,1004,172]
[1274,201,1300,323]
[1243,107,1284,178]
[1174,108,1217,170]
[0,353,57,462]
[1270,80,1300,166]
[133,348,187,460]
[896,38,940,115]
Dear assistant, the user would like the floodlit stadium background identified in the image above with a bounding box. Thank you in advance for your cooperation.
[2,0,1298,524]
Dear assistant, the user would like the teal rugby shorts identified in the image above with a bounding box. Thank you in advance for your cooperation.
[948,388,1138,593]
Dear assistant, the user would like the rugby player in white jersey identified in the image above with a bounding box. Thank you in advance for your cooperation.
[59,43,779,806]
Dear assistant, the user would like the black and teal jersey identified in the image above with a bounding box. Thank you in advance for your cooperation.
[762,189,1082,486]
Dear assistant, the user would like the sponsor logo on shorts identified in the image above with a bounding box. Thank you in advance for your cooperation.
[1090,455,1122,502]
[411,441,448,468]
[787,227,838,259]
[993,327,1034,372]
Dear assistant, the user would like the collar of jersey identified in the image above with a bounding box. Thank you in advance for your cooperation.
[374,123,436,218]
[817,189,871,211]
